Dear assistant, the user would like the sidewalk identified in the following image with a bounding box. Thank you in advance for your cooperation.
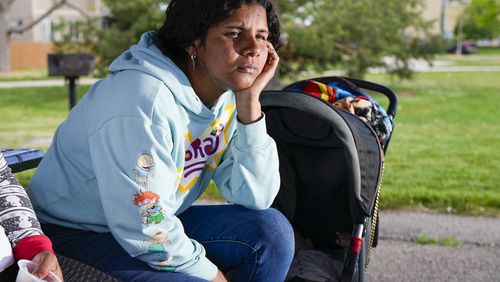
[378,210,500,246]
[367,210,500,282]
[0,78,98,88]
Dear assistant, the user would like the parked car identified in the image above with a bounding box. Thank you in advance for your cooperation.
[447,40,477,54]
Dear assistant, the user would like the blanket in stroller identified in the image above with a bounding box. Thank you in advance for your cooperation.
[286,249,344,282]
[287,78,393,146]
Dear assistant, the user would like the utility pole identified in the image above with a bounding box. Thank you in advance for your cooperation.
[440,0,447,36]
[456,11,466,55]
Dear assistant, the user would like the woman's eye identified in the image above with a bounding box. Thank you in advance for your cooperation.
[256,34,267,40]
[226,31,241,38]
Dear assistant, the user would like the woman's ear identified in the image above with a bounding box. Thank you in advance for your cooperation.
[185,39,202,56]
[185,45,196,56]
[188,39,204,53]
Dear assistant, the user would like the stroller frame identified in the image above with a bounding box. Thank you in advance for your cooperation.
[261,76,398,282]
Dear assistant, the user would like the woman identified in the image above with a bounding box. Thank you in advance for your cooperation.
[0,152,63,281]
[27,0,294,281]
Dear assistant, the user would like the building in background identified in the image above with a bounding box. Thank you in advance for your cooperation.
[6,0,104,69]
[421,0,469,40]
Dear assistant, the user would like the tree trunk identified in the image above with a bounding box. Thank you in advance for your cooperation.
[0,11,10,72]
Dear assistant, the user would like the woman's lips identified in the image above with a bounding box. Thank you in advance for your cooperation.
[237,64,258,74]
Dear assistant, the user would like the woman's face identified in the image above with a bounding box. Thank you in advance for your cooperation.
[191,4,270,94]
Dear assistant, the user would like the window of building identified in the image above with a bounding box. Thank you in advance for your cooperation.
[41,19,52,42]
[69,21,80,40]
[8,19,24,39]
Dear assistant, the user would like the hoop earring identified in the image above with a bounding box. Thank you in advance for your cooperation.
[190,54,196,71]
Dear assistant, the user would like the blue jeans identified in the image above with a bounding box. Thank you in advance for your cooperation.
[42,205,294,281]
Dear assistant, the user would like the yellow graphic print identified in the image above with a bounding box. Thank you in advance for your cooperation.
[178,104,234,192]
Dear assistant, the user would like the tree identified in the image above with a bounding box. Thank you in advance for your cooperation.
[0,0,16,71]
[275,0,442,79]
[52,0,166,77]
[53,0,441,80]
[460,0,500,40]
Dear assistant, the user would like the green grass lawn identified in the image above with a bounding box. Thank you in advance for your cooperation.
[367,71,500,215]
[0,86,89,186]
[0,86,88,147]
[0,68,94,81]
[0,68,50,81]
[436,47,500,67]
[1,69,499,215]
[476,47,500,55]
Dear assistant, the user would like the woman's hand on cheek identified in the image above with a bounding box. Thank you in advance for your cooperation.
[239,43,279,97]
[252,43,279,93]
[235,43,279,124]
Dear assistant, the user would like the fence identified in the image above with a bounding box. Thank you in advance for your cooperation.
[9,41,53,69]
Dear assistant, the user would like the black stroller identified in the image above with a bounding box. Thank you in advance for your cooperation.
[260,76,398,282]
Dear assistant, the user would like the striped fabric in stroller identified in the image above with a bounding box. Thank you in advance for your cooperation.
[286,78,393,146]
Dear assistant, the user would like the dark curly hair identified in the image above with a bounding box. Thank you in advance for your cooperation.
[156,0,281,71]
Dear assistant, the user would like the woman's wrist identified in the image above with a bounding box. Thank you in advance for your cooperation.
[236,106,262,124]
[235,93,261,124]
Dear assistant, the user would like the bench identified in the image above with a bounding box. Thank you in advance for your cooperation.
[1,148,44,173]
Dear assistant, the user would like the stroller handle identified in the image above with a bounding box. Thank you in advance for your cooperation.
[284,76,399,119]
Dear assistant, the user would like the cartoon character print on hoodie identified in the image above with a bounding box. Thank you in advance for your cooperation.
[133,190,165,225]
[133,154,155,188]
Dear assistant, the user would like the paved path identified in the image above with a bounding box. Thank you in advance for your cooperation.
[367,241,500,282]
[0,78,98,88]
[366,211,500,282]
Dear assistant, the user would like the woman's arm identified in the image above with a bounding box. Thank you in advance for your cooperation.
[88,118,218,281]
[214,43,281,209]
[212,116,280,210]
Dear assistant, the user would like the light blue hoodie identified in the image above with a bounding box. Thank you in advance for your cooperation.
[27,31,280,280]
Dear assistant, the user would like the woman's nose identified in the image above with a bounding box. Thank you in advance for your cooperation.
[242,36,261,58]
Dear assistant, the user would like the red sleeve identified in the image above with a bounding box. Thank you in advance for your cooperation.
[13,235,55,261]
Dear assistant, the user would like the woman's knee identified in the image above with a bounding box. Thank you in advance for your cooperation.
[252,208,295,259]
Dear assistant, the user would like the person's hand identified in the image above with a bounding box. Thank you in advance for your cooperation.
[235,43,279,124]
[31,251,64,281]
[238,42,279,96]
[211,269,229,282]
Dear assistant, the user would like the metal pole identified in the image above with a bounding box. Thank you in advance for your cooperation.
[440,0,447,36]
[67,76,78,109]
